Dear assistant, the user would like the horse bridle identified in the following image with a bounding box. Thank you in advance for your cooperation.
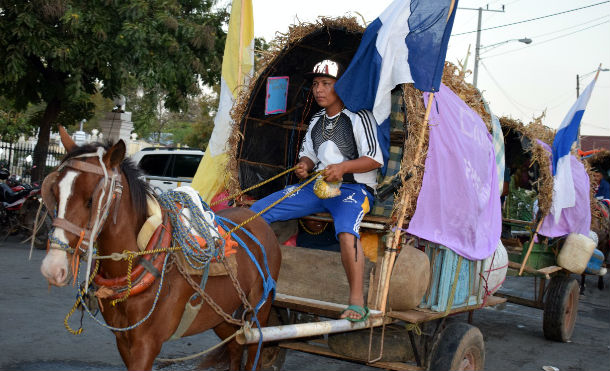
[43,148,123,258]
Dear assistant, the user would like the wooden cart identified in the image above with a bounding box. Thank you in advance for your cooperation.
[498,218,579,343]
[228,18,507,370]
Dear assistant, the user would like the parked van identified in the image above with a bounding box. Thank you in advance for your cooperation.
[131,147,204,194]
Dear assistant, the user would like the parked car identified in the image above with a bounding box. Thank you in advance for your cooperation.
[131,147,204,194]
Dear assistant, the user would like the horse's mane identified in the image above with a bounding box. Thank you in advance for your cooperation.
[62,142,151,221]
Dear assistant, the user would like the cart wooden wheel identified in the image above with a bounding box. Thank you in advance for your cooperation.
[428,322,484,371]
[543,275,580,342]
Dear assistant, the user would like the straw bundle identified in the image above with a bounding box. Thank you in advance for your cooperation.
[226,17,365,194]
[499,116,554,216]
[441,62,491,130]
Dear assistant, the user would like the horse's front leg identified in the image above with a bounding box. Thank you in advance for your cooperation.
[213,321,244,370]
[114,332,130,367]
[123,334,164,371]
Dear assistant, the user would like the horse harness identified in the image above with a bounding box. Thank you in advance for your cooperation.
[44,149,270,337]
[42,148,124,258]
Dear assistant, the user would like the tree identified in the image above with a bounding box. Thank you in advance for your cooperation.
[183,88,219,148]
[0,97,35,143]
[0,0,228,181]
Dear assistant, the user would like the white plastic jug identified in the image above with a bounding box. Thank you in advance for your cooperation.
[557,233,596,274]
[479,241,508,296]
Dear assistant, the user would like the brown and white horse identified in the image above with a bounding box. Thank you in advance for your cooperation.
[40,127,281,370]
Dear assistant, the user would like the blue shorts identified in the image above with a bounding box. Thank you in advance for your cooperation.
[250,182,373,239]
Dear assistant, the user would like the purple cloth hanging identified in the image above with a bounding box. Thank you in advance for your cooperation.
[407,84,501,260]
[537,140,591,237]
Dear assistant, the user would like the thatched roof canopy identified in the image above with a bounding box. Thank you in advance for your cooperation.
[228,18,365,198]
[499,117,554,216]
[587,150,610,180]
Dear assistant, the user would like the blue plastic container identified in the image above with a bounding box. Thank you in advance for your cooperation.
[585,249,605,275]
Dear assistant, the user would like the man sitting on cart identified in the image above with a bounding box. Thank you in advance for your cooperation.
[251,59,383,322]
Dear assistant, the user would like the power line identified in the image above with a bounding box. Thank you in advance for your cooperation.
[480,62,529,115]
[482,20,609,59]
[453,1,610,36]
[531,14,610,39]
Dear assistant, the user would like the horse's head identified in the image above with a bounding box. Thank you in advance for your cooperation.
[40,126,126,286]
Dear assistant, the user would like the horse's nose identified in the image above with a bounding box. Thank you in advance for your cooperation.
[41,264,69,287]
[54,266,69,286]
[41,252,70,287]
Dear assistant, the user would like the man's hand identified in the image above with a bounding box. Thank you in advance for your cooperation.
[294,161,310,179]
[324,163,346,182]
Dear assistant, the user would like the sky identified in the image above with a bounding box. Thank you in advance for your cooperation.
[245,0,610,136]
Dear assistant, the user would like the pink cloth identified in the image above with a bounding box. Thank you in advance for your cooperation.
[407,84,501,260]
[538,141,591,237]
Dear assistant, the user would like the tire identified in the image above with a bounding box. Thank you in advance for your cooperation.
[428,322,485,371]
[543,275,579,342]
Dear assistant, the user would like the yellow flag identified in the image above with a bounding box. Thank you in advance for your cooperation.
[191,0,254,202]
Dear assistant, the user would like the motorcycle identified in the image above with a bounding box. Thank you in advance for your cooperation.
[0,168,52,249]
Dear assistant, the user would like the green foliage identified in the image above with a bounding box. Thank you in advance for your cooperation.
[0,0,228,179]
[504,177,538,223]
[0,97,36,142]
[184,88,218,149]
[0,0,228,112]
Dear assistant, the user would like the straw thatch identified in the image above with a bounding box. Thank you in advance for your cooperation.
[499,116,554,217]
[394,83,428,223]
[226,17,365,195]
[441,62,491,131]
[526,111,555,146]
[225,17,518,226]
[586,150,610,220]
[587,150,610,175]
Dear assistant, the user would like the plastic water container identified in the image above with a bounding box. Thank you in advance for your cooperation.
[585,249,607,276]
[479,241,508,296]
[557,233,596,274]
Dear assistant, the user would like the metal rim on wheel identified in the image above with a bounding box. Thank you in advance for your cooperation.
[427,322,485,371]
[457,346,478,371]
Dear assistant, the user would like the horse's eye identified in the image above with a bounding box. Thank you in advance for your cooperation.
[86,198,92,208]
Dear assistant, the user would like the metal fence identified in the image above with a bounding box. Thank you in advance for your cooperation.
[0,141,66,184]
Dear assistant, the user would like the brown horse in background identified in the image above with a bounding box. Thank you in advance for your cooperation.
[39,127,281,370]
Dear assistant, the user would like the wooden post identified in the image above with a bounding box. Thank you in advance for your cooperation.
[518,217,545,276]
[376,92,435,313]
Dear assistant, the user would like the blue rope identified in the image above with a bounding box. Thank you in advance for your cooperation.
[216,217,276,311]
[216,216,276,370]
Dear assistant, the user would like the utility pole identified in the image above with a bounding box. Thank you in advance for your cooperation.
[576,74,580,98]
[460,5,505,88]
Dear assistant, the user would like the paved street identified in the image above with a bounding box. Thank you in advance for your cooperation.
[1,236,609,371]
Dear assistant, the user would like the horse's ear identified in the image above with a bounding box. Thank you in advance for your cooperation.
[104,140,126,168]
[58,126,76,152]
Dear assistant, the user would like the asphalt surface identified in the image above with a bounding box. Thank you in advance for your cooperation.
[1,236,609,371]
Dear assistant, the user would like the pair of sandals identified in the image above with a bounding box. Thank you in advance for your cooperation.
[341,304,370,322]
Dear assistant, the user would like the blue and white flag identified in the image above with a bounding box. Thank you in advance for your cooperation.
[334,0,458,173]
[550,73,598,222]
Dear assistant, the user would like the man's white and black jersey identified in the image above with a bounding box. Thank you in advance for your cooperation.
[299,108,383,190]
